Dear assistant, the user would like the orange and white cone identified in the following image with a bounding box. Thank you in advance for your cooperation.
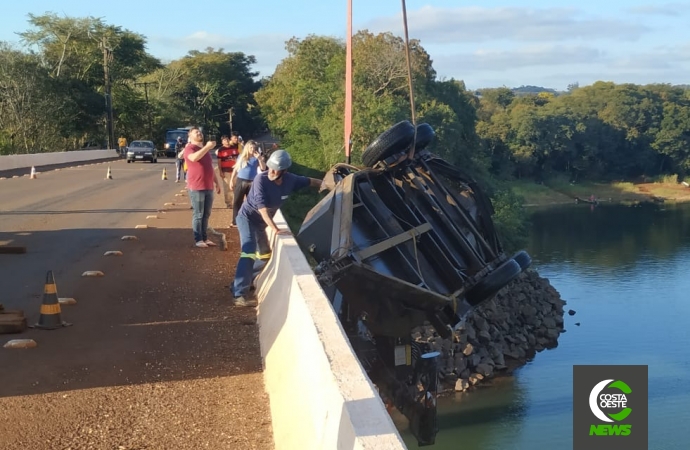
[105,166,113,180]
[29,166,37,179]
[161,167,168,181]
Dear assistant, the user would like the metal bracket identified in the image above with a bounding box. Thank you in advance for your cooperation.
[354,222,432,261]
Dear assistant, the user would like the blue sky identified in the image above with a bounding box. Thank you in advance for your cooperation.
[3,1,690,91]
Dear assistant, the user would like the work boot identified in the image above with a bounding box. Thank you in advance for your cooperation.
[234,296,257,307]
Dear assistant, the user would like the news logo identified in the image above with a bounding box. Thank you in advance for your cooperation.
[573,365,648,450]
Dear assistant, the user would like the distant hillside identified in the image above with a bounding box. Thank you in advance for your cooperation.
[512,85,560,95]
[473,85,563,98]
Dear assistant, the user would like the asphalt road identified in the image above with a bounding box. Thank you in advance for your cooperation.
[0,158,274,449]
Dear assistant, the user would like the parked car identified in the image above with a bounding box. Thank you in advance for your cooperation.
[126,140,158,163]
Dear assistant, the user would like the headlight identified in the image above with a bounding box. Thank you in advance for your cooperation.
[164,143,170,149]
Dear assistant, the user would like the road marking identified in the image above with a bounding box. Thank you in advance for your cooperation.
[58,298,77,305]
[164,202,175,206]
[121,235,138,240]
[146,215,158,219]
[82,271,105,277]
[135,225,148,229]
[4,339,37,349]
[104,250,123,256]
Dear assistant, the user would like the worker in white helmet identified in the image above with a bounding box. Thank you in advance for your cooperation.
[231,149,324,306]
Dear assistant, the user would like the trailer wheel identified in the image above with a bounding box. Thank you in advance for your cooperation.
[511,250,532,271]
[413,123,435,153]
[361,120,415,167]
[465,258,522,306]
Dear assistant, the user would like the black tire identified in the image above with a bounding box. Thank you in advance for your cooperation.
[361,120,415,167]
[413,123,435,153]
[511,250,532,271]
[465,258,522,306]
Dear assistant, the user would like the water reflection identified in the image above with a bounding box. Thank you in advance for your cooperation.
[529,203,690,267]
[416,202,690,449]
[400,378,528,449]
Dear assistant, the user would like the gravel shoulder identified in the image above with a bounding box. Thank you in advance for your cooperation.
[0,198,274,450]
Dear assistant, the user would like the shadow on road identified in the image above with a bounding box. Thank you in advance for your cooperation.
[0,208,163,216]
[0,222,259,398]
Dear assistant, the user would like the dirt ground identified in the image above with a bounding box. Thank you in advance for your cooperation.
[0,203,274,450]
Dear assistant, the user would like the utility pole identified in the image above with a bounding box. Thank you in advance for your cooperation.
[135,82,154,138]
[345,0,353,164]
[101,37,116,150]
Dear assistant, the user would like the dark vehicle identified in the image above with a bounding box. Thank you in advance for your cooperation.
[164,128,191,157]
[296,121,531,446]
[126,140,158,163]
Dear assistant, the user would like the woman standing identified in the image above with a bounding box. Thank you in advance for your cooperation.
[228,140,267,226]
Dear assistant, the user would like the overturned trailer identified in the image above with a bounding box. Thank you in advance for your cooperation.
[296,120,531,446]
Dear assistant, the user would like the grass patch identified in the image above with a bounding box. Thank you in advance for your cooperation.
[510,180,572,205]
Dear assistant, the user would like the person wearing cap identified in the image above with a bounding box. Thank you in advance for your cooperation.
[174,137,186,183]
[231,149,323,306]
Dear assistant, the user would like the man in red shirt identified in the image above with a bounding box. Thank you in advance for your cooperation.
[216,132,241,208]
[183,127,222,248]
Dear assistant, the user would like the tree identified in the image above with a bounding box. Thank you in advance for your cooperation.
[0,44,62,153]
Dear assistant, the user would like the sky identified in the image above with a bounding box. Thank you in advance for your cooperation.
[3,0,690,91]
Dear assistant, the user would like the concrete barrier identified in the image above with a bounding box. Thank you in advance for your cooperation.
[0,149,116,171]
[255,210,407,450]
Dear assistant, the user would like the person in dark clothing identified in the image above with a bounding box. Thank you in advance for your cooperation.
[231,149,323,306]
[175,137,186,183]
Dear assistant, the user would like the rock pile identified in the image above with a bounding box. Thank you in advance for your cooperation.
[410,269,566,393]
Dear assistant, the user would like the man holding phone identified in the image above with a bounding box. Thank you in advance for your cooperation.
[183,127,222,248]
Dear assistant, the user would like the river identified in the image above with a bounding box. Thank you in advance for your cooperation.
[398,202,690,449]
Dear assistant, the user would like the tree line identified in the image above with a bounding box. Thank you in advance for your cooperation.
[257,34,690,185]
[4,15,689,246]
[0,13,264,155]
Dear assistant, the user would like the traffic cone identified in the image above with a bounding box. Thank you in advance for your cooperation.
[33,271,71,330]
[29,166,37,179]
[161,167,168,181]
[105,166,113,180]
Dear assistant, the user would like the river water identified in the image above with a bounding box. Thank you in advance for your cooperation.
[398,202,690,449]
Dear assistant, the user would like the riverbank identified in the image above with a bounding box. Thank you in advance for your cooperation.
[511,178,690,207]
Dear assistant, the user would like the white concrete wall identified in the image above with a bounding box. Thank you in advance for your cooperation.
[0,150,116,171]
[255,210,407,450]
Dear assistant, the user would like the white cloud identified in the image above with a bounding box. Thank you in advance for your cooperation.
[364,6,649,44]
[627,3,690,16]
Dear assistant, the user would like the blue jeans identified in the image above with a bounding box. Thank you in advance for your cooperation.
[189,189,213,243]
[232,214,271,297]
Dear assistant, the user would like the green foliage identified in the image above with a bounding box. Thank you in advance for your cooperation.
[1,14,263,154]
[488,183,530,252]
[475,81,690,182]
